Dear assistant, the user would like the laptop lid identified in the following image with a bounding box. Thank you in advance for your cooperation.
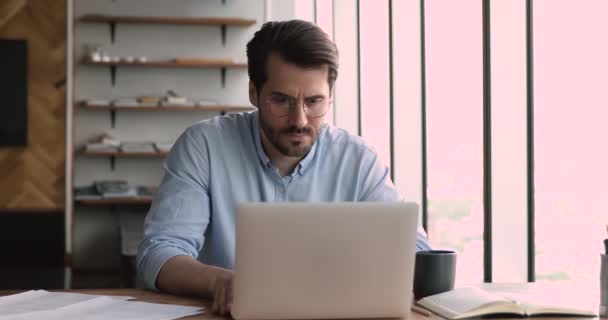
[231,202,419,319]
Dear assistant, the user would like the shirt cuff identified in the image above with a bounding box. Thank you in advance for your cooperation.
[141,246,192,291]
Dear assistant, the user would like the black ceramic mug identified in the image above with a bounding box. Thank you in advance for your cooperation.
[413,250,457,300]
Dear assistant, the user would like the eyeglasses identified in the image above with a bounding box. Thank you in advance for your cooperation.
[264,93,330,118]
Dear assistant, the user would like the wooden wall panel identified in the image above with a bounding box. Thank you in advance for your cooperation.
[0,0,66,210]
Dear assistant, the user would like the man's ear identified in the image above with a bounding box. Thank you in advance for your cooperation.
[249,81,258,107]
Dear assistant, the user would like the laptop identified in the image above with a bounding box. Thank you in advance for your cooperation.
[231,202,419,320]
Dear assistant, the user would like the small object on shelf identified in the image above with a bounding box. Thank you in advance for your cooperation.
[138,95,159,102]
[101,53,111,63]
[94,180,137,198]
[112,97,139,107]
[161,97,190,106]
[137,95,161,106]
[94,133,120,146]
[125,56,135,63]
[136,56,148,63]
[166,90,179,97]
[74,185,102,200]
[120,142,157,153]
[83,133,121,152]
[195,99,218,106]
[162,90,190,105]
[84,143,119,152]
[85,44,102,62]
[84,98,111,106]
[154,142,174,153]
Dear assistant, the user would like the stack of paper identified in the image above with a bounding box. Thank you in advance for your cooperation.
[84,133,121,152]
[94,180,138,198]
[84,99,111,107]
[112,98,140,107]
[0,290,204,320]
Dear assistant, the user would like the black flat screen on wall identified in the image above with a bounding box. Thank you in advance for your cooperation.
[0,39,27,147]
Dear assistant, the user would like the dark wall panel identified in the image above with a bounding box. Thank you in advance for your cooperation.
[0,39,28,147]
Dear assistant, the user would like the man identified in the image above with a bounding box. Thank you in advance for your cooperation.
[137,19,431,315]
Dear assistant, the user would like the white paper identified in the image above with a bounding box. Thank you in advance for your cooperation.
[0,290,133,318]
[0,292,204,320]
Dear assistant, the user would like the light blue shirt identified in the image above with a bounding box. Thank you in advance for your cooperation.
[137,111,431,290]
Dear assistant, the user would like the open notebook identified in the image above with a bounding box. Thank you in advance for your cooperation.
[416,287,597,319]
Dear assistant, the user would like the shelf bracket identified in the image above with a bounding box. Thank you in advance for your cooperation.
[109,21,117,43]
[110,155,116,171]
[221,68,226,88]
[110,109,117,128]
[221,24,227,46]
[110,65,117,86]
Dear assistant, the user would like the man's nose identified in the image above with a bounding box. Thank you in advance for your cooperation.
[287,101,308,128]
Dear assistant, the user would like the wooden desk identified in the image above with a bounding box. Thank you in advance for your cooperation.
[0,288,604,320]
[0,289,431,320]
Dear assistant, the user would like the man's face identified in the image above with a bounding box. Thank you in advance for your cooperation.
[249,54,332,158]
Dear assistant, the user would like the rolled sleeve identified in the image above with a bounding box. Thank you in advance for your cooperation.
[138,243,193,290]
[137,128,211,290]
[136,174,211,290]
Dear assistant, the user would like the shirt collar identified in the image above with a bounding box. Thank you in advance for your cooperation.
[251,111,326,176]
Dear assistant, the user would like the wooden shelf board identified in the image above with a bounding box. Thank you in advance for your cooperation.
[81,57,247,68]
[75,198,152,206]
[79,103,255,112]
[79,14,256,26]
[77,150,168,158]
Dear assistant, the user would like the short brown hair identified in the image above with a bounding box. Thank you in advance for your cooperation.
[246,20,338,91]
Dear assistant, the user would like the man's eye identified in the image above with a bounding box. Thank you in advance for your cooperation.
[307,98,323,105]
[271,96,288,104]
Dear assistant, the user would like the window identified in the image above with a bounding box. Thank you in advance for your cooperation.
[533,0,608,282]
[359,0,391,169]
[424,0,484,286]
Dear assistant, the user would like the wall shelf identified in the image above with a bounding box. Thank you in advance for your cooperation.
[81,57,247,87]
[79,14,256,26]
[78,102,255,128]
[78,14,257,45]
[77,150,168,158]
[75,198,152,206]
[70,2,256,281]
[77,149,168,170]
[81,57,247,68]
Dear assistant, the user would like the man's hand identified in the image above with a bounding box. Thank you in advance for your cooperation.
[156,256,235,316]
[211,269,234,315]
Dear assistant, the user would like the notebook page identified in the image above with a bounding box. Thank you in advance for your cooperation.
[417,287,515,319]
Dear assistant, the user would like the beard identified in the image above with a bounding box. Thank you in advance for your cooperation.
[260,117,320,158]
